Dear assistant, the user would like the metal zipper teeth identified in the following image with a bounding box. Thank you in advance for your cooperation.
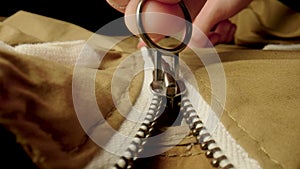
[112,94,163,169]
[113,87,235,168]
[180,95,235,169]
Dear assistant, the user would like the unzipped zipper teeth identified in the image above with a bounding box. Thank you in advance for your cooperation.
[112,93,235,169]
[113,94,163,169]
[181,95,235,169]
[112,46,235,169]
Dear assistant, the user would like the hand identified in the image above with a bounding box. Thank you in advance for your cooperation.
[106,0,253,48]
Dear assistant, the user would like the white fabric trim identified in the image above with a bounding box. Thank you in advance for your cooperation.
[186,81,262,169]
[263,44,300,50]
[0,40,263,168]
[86,47,262,169]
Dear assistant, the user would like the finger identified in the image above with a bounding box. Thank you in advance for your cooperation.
[188,3,223,47]
[227,24,236,43]
[213,20,236,43]
[208,32,221,46]
[137,39,146,48]
[155,0,181,4]
[190,0,252,47]
[223,23,236,43]
[125,0,186,39]
[193,1,224,36]
[124,0,204,48]
[106,0,130,13]
[137,36,164,48]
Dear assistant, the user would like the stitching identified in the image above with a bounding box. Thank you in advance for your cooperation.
[199,80,285,169]
[159,142,204,157]
[223,108,284,169]
[161,152,203,157]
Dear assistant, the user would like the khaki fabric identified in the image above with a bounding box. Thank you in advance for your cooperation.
[136,47,300,169]
[0,10,93,45]
[0,11,143,169]
[183,48,300,169]
[232,0,300,47]
[0,17,6,22]
[0,10,300,169]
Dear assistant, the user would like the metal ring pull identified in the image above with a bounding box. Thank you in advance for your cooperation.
[136,0,193,54]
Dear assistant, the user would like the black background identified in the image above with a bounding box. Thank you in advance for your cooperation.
[0,0,132,35]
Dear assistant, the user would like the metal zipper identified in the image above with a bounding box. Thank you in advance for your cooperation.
[181,94,235,169]
[112,91,235,169]
[112,58,235,169]
[112,93,163,169]
[112,0,234,167]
